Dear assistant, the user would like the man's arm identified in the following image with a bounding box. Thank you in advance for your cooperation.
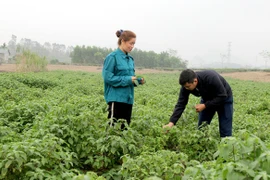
[169,87,190,125]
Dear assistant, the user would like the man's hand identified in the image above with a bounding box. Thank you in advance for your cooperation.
[195,104,206,112]
[163,122,174,128]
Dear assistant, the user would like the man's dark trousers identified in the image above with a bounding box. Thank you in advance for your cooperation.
[198,96,233,137]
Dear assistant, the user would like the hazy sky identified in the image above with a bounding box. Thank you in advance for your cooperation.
[1,0,270,67]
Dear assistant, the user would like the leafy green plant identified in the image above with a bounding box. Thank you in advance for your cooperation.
[0,134,77,179]
[120,150,188,179]
[72,171,106,180]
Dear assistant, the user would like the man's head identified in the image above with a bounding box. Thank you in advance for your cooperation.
[179,69,198,91]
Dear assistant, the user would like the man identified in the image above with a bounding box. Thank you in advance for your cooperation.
[163,69,233,137]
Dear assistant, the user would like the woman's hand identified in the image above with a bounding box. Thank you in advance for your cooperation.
[131,76,137,83]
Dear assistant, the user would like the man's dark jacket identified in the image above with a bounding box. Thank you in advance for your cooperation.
[170,70,232,124]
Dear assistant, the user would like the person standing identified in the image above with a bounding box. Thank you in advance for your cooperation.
[102,29,145,129]
[163,69,233,137]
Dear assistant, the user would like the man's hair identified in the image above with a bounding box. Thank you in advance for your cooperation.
[179,69,197,85]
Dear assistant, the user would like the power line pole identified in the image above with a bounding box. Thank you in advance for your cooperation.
[220,53,227,69]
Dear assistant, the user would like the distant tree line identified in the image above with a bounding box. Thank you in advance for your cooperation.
[70,45,113,65]
[131,48,188,68]
[5,35,188,68]
[70,46,188,69]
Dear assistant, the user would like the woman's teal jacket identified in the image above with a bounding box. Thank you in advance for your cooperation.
[102,48,135,105]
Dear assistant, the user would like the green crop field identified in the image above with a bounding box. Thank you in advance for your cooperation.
[0,71,270,179]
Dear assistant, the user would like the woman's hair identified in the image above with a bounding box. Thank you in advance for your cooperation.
[116,29,136,46]
[179,69,197,85]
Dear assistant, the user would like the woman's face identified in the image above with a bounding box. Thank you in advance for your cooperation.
[121,38,136,53]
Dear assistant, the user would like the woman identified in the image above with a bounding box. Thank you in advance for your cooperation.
[102,29,144,129]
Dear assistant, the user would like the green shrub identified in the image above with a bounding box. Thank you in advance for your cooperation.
[16,50,48,72]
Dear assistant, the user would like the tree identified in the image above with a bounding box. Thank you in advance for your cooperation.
[8,34,17,57]
[94,52,104,65]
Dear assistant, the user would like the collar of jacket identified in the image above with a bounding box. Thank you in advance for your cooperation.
[195,74,201,90]
[116,48,134,60]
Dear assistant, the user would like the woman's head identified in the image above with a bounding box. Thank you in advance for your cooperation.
[116,29,136,53]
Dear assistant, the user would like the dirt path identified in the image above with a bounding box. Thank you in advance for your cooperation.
[0,64,269,83]
[0,64,178,74]
[221,71,270,83]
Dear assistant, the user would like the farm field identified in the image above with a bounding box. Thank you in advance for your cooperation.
[0,69,270,179]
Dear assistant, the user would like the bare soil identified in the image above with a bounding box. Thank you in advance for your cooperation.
[221,71,270,83]
[0,64,269,83]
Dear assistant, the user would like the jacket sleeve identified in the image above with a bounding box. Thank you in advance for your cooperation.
[169,87,190,124]
[102,55,133,87]
[204,75,228,108]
